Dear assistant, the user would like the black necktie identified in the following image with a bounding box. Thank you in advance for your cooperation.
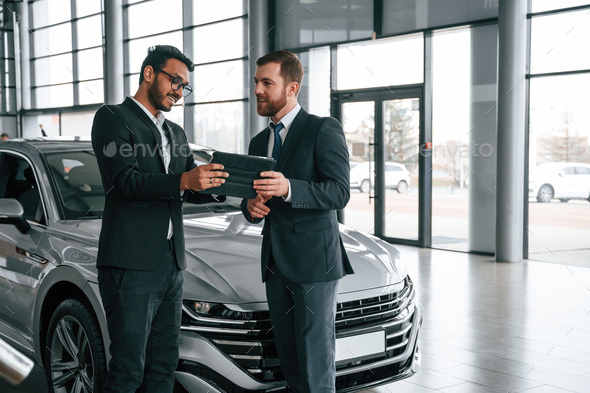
[271,123,284,162]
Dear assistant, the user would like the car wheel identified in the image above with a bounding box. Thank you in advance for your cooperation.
[536,184,554,203]
[559,198,570,203]
[397,180,408,194]
[360,179,370,193]
[45,298,106,393]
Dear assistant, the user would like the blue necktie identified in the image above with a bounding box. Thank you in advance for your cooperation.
[271,123,284,162]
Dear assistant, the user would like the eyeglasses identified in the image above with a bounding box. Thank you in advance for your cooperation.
[156,68,193,97]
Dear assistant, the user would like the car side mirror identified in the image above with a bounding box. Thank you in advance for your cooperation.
[0,199,31,234]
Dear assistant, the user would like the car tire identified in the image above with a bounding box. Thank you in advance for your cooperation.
[397,180,408,194]
[360,179,370,193]
[559,198,570,203]
[536,184,554,203]
[45,298,106,393]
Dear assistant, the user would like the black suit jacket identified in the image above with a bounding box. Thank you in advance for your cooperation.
[241,108,354,283]
[91,97,216,270]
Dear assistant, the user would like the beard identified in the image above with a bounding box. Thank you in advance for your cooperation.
[148,75,173,112]
[257,88,288,117]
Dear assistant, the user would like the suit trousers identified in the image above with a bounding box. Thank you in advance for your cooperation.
[266,258,339,393]
[98,243,183,393]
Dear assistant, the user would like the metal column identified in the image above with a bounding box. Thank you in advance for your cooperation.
[104,0,124,105]
[496,0,527,262]
[248,0,270,140]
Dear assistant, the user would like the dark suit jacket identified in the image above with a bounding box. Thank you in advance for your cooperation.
[91,97,216,270]
[241,108,354,283]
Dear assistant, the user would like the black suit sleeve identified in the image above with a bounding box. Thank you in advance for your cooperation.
[92,106,184,201]
[240,134,265,223]
[289,117,350,210]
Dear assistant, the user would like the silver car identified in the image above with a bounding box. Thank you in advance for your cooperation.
[0,138,423,393]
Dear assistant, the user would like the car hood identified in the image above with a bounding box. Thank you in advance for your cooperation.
[180,212,407,304]
[64,211,407,305]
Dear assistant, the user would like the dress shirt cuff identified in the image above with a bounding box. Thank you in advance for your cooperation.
[282,179,292,202]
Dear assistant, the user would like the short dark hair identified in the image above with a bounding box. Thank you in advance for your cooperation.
[138,45,194,85]
[256,50,303,94]
[1,133,9,138]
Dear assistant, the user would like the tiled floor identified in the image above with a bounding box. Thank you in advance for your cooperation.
[364,245,590,393]
[3,246,590,392]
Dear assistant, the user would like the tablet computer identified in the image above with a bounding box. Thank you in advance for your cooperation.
[200,151,276,199]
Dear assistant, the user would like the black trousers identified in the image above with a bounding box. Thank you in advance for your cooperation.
[98,243,183,393]
[265,258,339,393]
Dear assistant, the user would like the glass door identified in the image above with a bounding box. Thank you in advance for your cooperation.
[382,98,420,241]
[334,86,426,246]
[341,101,375,235]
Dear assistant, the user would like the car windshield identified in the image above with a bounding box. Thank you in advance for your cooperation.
[44,149,239,220]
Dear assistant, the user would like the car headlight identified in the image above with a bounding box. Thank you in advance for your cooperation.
[183,301,254,320]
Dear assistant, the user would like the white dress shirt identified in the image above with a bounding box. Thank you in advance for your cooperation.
[130,96,174,239]
[266,103,301,202]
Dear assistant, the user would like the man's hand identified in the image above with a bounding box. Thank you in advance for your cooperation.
[247,194,271,220]
[253,171,289,198]
[180,163,228,192]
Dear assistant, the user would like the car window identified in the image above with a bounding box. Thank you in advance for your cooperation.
[575,166,590,175]
[45,151,105,219]
[386,165,401,172]
[0,152,46,225]
[563,167,575,175]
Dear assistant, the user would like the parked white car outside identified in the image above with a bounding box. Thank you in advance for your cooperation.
[529,162,590,203]
[350,162,411,193]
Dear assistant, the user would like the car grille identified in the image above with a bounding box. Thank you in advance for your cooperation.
[181,276,417,390]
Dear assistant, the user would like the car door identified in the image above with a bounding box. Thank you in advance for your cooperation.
[386,163,405,189]
[575,166,590,199]
[0,151,49,351]
[557,166,577,198]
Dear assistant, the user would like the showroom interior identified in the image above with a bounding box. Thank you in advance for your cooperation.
[0,0,589,392]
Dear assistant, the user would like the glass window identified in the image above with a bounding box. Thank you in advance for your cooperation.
[78,80,105,105]
[336,34,424,90]
[298,47,331,117]
[528,74,590,265]
[76,15,103,49]
[191,60,245,103]
[276,0,372,49]
[125,73,140,95]
[33,23,73,57]
[76,0,102,18]
[529,75,590,168]
[45,151,105,219]
[532,0,590,12]
[193,0,246,25]
[77,48,104,80]
[60,110,97,137]
[427,29,471,251]
[31,0,72,28]
[127,0,183,39]
[35,84,74,108]
[383,0,498,35]
[23,114,60,138]
[530,9,590,74]
[33,53,74,86]
[165,105,185,130]
[193,101,246,153]
[193,19,245,64]
[127,31,183,75]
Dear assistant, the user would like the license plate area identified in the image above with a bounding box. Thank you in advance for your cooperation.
[335,329,386,363]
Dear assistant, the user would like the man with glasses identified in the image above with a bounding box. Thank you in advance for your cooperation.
[91,45,228,393]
